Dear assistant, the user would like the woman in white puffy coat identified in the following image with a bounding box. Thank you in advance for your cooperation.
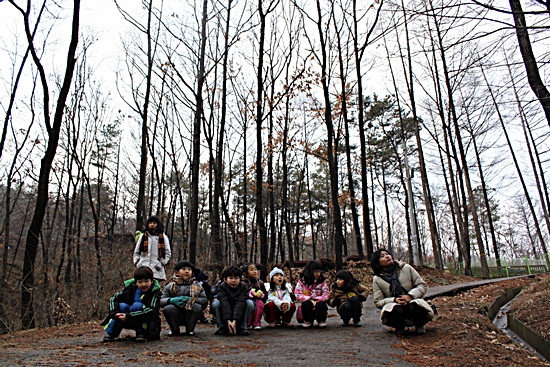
[133,216,171,281]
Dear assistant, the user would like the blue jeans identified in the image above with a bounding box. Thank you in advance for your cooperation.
[104,302,144,336]
[211,299,255,329]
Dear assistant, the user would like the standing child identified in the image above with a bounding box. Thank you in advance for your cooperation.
[328,270,368,327]
[160,260,207,337]
[101,266,162,342]
[133,215,171,281]
[265,267,296,327]
[211,265,255,336]
[240,263,267,330]
[294,260,330,328]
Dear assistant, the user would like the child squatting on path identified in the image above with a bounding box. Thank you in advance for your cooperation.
[328,270,368,326]
[294,260,330,328]
[371,248,435,335]
[240,262,267,330]
[160,260,207,337]
[101,266,162,342]
[211,265,255,336]
[264,267,296,327]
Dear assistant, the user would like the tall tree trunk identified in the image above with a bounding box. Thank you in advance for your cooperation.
[333,13,362,258]
[189,0,209,264]
[17,0,80,329]
[508,0,550,127]
[315,0,346,270]
[134,0,156,232]
[481,68,550,268]
[352,0,378,259]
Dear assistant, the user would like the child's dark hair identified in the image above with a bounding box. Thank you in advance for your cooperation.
[335,270,359,291]
[370,248,393,276]
[240,262,256,278]
[300,260,324,285]
[145,215,164,233]
[222,265,243,279]
[134,266,154,281]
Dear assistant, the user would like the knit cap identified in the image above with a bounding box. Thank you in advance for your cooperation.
[269,267,284,280]
[174,260,195,271]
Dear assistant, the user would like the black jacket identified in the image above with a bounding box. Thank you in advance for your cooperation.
[217,282,249,322]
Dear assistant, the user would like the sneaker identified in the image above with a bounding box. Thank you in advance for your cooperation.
[342,319,350,326]
[237,328,249,336]
[185,331,196,337]
[416,325,426,334]
[353,318,362,327]
[253,325,262,330]
[302,322,312,328]
[318,322,327,328]
[168,330,180,337]
[215,327,228,335]
[267,322,276,328]
[103,333,116,342]
[282,322,294,328]
[135,334,147,342]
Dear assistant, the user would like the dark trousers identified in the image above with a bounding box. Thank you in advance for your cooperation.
[163,303,202,333]
[301,300,328,323]
[264,302,296,323]
[338,297,362,323]
[385,303,428,330]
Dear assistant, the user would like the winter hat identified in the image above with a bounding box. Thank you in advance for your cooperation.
[175,260,195,272]
[269,267,284,280]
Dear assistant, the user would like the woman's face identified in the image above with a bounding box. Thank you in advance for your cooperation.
[272,273,284,285]
[379,251,394,267]
[336,278,345,288]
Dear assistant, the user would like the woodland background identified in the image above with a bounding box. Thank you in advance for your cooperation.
[0,0,549,333]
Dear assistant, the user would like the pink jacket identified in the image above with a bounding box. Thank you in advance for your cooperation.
[294,278,330,302]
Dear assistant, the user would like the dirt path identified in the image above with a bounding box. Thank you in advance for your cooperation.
[1,302,415,367]
[2,276,547,366]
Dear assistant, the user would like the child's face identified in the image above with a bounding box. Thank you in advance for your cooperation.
[175,267,193,280]
[246,265,258,279]
[136,278,153,292]
[147,221,158,233]
[272,273,284,285]
[313,270,321,280]
[225,275,241,288]
[336,278,345,288]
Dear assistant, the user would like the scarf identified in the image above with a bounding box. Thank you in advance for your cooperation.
[380,263,407,297]
[139,232,165,259]
[170,276,200,310]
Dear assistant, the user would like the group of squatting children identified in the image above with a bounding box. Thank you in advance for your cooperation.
[101,260,368,341]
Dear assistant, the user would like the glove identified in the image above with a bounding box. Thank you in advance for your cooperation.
[250,288,264,298]
[170,296,189,308]
[347,292,357,299]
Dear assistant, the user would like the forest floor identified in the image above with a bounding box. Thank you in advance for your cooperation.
[0,267,548,366]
